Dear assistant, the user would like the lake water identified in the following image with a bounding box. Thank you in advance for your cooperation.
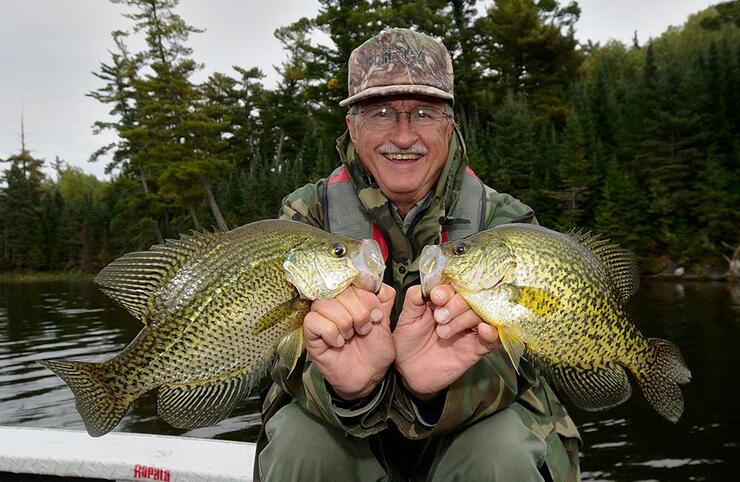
[1,279,738,481]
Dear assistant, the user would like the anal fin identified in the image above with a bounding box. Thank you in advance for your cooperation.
[157,374,251,429]
[535,359,633,412]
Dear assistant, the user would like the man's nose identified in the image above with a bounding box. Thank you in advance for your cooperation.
[389,114,419,148]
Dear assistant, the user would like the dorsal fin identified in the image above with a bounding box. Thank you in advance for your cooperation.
[95,230,225,322]
[568,228,640,303]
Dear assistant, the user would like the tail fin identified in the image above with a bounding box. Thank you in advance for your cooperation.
[635,338,691,422]
[38,359,130,437]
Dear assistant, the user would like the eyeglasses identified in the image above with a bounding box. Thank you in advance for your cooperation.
[356,105,451,131]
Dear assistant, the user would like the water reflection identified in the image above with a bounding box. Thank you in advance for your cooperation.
[1,279,738,480]
[0,281,262,441]
[728,282,740,316]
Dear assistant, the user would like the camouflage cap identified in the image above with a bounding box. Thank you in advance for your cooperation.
[339,28,454,107]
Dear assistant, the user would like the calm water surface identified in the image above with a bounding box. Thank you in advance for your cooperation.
[1,279,738,481]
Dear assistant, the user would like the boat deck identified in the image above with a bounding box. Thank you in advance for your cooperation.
[0,427,255,482]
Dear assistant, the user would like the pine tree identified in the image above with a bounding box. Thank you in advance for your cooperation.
[551,109,592,230]
[476,0,583,123]
[0,154,46,270]
[88,29,164,244]
[58,168,108,271]
[595,159,650,255]
[488,94,540,203]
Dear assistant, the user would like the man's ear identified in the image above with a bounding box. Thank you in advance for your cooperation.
[445,115,455,142]
[346,113,358,144]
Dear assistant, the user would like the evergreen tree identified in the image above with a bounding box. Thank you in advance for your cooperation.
[39,184,65,270]
[88,29,164,244]
[58,168,109,272]
[595,159,650,255]
[488,94,540,203]
[551,109,593,230]
[476,0,583,123]
[0,152,46,270]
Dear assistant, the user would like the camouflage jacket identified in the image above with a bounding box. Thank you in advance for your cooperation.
[257,128,582,481]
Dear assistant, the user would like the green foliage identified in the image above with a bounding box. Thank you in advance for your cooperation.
[0,159,46,270]
[476,0,583,123]
[595,159,649,255]
[2,0,739,276]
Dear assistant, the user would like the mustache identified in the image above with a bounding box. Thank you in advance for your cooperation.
[378,143,428,155]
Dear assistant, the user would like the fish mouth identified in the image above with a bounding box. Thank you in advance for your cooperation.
[352,239,386,294]
[419,245,449,300]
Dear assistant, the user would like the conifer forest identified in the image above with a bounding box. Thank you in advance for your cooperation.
[1,0,739,277]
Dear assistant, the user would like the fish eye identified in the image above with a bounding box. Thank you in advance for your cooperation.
[453,242,468,256]
[331,243,347,258]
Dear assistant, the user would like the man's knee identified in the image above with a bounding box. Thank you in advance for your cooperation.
[432,408,547,482]
[262,401,323,449]
[260,401,335,471]
[259,401,384,482]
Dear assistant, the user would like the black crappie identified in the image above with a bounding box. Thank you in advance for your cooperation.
[419,223,691,422]
[39,219,385,436]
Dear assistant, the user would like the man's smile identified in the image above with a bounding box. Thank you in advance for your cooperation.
[383,152,424,161]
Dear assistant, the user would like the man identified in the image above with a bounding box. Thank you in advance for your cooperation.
[256,28,581,481]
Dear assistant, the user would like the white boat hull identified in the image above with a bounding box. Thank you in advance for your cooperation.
[0,427,255,481]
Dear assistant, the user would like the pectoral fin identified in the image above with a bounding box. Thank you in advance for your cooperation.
[277,327,305,376]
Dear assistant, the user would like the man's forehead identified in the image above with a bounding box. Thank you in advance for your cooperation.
[355,94,448,109]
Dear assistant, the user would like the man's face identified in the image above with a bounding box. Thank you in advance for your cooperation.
[346,95,454,214]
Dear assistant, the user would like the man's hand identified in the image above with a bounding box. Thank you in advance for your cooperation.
[303,283,396,401]
[393,285,499,401]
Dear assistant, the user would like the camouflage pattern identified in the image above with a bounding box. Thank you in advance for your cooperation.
[340,28,454,107]
[258,128,582,481]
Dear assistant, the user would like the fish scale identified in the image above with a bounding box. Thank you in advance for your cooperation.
[420,223,691,422]
[38,219,385,437]
[504,229,646,369]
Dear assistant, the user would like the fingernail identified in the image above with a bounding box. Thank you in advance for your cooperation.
[435,308,449,323]
[357,323,372,335]
[436,324,450,339]
[335,335,345,347]
[431,288,445,305]
[370,309,383,322]
[343,328,354,340]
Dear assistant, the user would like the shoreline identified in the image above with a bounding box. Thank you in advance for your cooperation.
[649,273,737,282]
[0,272,94,283]
[0,271,736,283]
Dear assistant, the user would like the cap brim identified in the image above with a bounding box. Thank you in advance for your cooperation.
[339,84,453,107]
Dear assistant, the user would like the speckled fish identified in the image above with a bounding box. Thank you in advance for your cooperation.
[419,223,691,422]
[38,219,384,437]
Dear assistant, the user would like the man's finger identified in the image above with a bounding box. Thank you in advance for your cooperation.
[304,311,345,348]
[433,292,471,324]
[435,309,483,339]
[402,285,427,315]
[338,286,375,333]
[429,284,456,307]
[477,322,500,350]
[376,283,396,305]
[312,298,354,337]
